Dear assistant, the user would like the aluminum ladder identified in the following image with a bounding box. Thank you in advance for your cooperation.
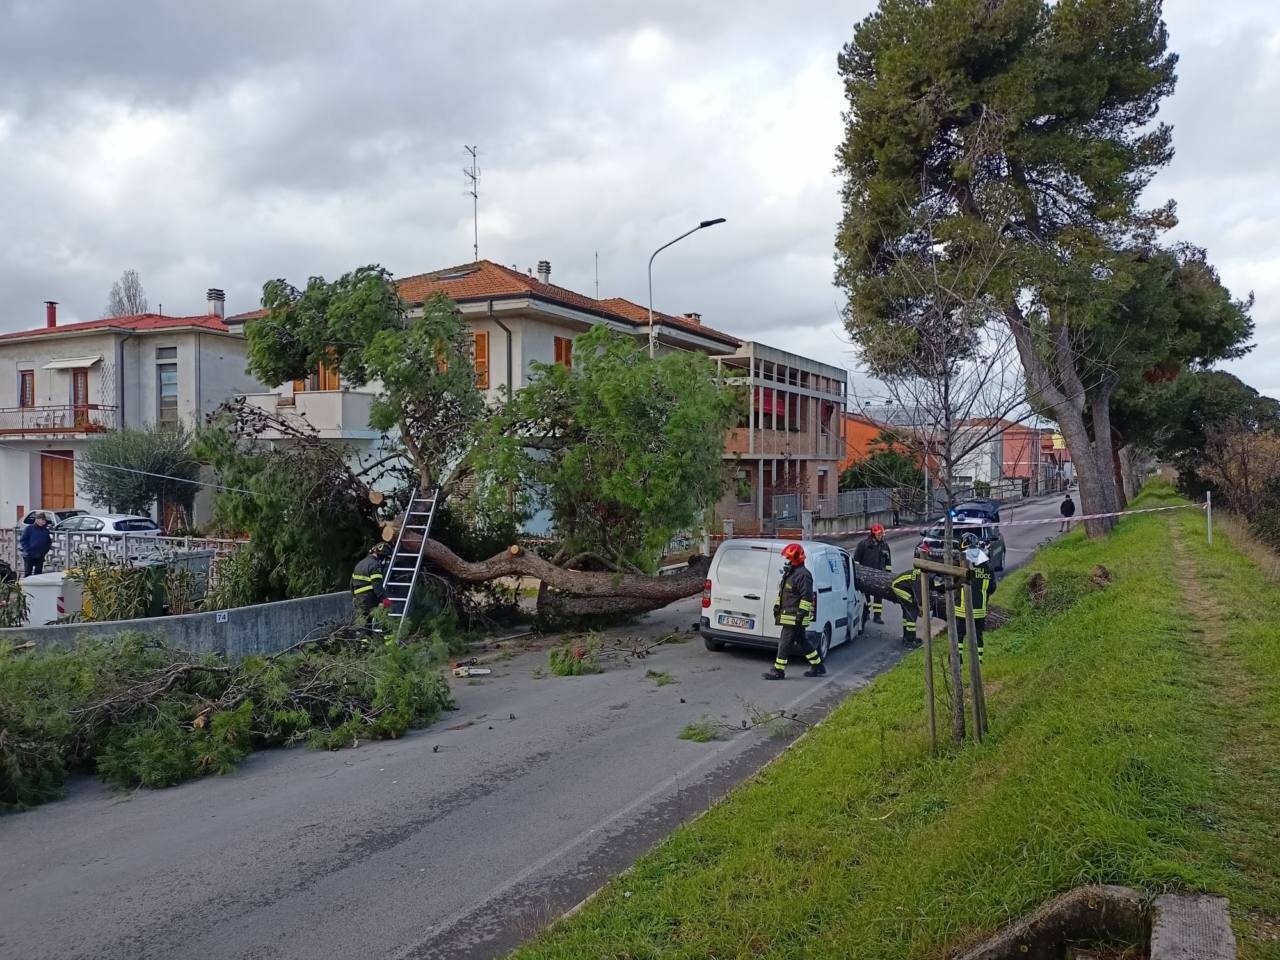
[383,486,440,624]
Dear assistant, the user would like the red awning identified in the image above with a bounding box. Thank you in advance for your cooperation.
[753,386,784,416]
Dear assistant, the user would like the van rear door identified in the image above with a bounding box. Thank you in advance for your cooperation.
[709,543,777,639]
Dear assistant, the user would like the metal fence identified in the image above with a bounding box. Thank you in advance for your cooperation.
[772,480,1042,526]
[2,528,246,584]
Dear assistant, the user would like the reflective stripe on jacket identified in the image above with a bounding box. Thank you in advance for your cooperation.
[776,563,815,626]
[891,567,919,604]
[954,564,995,619]
[351,555,385,596]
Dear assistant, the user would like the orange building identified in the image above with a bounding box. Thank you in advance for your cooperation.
[840,411,886,471]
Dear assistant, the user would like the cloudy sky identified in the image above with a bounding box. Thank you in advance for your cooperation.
[1,0,1276,399]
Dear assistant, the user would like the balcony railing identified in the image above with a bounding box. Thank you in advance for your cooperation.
[0,404,118,436]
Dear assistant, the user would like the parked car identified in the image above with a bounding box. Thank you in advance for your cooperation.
[914,522,1006,571]
[52,514,164,537]
[21,508,87,526]
[699,539,865,659]
[950,498,1001,523]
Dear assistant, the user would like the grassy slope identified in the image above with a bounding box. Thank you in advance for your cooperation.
[512,483,1280,959]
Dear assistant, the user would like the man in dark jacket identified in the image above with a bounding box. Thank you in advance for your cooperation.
[853,523,891,624]
[1059,493,1076,532]
[351,543,389,620]
[19,514,53,577]
[764,543,825,681]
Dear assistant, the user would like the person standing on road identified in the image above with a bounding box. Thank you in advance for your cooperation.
[764,543,825,681]
[891,566,922,646]
[956,532,996,666]
[854,523,891,624]
[1059,493,1076,532]
[19,514,53,578]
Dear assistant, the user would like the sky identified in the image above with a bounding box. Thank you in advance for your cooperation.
[1,0,1276,400]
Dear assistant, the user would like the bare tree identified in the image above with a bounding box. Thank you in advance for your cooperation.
[104,269,149,318]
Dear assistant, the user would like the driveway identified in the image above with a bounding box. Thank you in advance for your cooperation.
[0,495,1066,960]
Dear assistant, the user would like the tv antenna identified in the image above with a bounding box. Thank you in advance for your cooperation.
[464,145,480,261]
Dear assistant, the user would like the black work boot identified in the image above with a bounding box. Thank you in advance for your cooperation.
[803,662,827,677]
[762,668,785,681]
[873,613,884,624]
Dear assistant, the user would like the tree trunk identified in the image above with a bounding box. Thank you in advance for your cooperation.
[1111,437,1129,510]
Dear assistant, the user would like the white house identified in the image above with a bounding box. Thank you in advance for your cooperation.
[0,291,268,526]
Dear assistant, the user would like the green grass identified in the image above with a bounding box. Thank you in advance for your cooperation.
[511,481,1280,959]
[646,670,676,687]
[677,718,721,743]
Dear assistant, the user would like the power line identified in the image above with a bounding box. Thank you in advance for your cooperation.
[0,440,258,498]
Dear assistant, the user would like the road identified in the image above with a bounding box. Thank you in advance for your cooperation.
[0,496,1066,960]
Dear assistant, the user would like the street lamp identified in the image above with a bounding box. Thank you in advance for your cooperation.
[648,218,726,358]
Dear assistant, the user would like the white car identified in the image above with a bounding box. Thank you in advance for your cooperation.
[52,514,163,537]
[699,539,865,660]
[21,508,88,526]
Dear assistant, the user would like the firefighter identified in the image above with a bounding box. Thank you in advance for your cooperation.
[955,532,996,665]
[351,543,390,620]
[891,566,921,646]
[764,543,825,681]
[853,523,892,624]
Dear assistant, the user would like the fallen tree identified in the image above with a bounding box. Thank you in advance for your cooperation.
[420,538,1011,628]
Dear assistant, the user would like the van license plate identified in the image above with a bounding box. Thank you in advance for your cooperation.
[718,615,754,629]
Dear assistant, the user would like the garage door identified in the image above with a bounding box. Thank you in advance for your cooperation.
[41,451,75,509]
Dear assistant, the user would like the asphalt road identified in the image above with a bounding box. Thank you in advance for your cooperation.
[0,496,1067,960]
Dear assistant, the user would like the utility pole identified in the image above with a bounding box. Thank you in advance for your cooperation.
[464,145,480,262]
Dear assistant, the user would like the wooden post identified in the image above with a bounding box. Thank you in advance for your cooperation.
[918,571,937,755]
[945,583,965,744]
[964,576,988,740]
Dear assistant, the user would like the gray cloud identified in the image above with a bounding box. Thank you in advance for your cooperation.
[0,0,1274,400]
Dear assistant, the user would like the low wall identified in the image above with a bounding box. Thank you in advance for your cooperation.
[0,591,353,660]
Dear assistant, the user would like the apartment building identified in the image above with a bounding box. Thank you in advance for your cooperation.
[0,292,267,524]
[228,259,848,533]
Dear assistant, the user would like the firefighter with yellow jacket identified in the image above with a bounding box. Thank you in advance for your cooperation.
[764,543,826,681]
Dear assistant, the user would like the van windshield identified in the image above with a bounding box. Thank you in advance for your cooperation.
[714,547,773,593]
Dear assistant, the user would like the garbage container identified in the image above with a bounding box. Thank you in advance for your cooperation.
[16,571,84,626]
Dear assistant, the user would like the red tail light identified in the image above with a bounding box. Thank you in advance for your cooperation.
[701,579,712,608]
[919,542,930,554]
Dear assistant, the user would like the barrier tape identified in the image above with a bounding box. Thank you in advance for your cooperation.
[819,501,1206,540]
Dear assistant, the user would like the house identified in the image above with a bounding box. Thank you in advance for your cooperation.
[0,292,267,525]
[231,259,847,534]
[840,410,893,472]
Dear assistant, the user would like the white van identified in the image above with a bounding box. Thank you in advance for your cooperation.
[699,539,865,659]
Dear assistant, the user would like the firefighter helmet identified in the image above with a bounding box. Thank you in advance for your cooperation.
[781,542,806,565]
[870,523,885,537]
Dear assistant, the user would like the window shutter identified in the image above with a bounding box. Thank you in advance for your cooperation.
[554,336,572,369]
[473,332,490,389]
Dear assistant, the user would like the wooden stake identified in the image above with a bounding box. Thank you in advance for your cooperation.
[918,571,937,755]
[964,578,987,741]
[945,585,965,745]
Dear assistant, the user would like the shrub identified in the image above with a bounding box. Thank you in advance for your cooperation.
[548,635,603,676]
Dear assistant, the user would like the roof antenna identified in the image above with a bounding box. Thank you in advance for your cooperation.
[594,250,599,299]
[464,145,480,262]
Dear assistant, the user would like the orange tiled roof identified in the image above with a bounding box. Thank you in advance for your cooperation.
[233,260,741,348]
[0,313,231,341]
[597,297,740,347]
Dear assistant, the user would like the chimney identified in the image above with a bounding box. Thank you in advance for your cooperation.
[536,260,551,285]
[206,288,225,318]
[45,301,58,328]
[683,311,701,324]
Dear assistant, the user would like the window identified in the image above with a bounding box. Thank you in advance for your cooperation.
[293,361,340,392]
[155,346,177,360]
[157,363,178,425]
[554,336,573,369]
[114,518,160,532]
[473,332,490,389]
[18,370,34,408]
[83,518,105,532]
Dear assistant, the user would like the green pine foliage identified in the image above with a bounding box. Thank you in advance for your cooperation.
[469,326,740,574]
[0,632,454,810]
[548,635,603,676]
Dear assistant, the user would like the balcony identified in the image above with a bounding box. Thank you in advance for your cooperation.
[240,390,379,441]
[0,404,118,437]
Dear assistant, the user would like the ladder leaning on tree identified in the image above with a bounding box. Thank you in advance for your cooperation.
[383,485,441,623]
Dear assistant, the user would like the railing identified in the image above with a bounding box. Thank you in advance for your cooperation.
[2,528,247,591]
[0,404,119,435]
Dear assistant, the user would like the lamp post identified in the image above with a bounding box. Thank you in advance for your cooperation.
[648,218,726,358]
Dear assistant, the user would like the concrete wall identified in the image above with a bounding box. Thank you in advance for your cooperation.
[0,591,354,660]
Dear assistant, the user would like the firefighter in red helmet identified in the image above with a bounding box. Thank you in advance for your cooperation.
[853,523,891,624]
[765,542,825,680]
